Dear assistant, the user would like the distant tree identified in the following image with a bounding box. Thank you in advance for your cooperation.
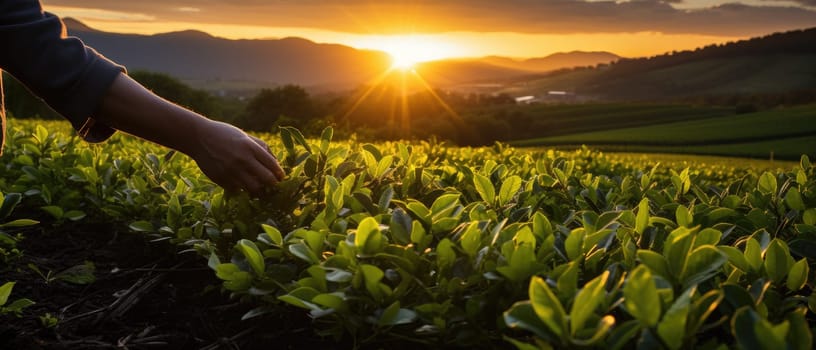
[236,85,316,132]
[129,71,220,118]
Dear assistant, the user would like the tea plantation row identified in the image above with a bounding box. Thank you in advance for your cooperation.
[2,119,815,349]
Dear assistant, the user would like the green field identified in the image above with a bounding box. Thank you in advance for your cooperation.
[512,104,816,160]
[486,103,734,140]
[3,118,816,349]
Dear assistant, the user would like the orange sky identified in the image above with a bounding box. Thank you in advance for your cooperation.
[43,1,816,60]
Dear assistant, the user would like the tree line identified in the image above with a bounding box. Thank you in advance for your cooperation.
[4,68,815,146]
[2,71,517,145]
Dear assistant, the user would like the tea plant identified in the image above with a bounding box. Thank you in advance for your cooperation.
[1,119,814,348]
[0,282,34,317]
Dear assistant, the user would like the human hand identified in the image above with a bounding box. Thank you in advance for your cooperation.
[191,120,285,195]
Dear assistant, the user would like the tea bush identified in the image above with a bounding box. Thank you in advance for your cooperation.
[1,119,814,349]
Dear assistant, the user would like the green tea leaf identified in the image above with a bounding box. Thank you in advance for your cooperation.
[731,307,790,350]
[744,238,763,273]
[237,239,265,276]
[624,265,661,327]
[0,282,14,306]
[675,205,692,227]
[757,172,777,195]
[214,263,252,291]
[787,258,809,291]
[556,261,579,298]
[378,301,417,326]
[637,250,671,280]
[529,276,567,339]
[803,209,816,226]
[280,126,312,154]
[374,155,394,178]
[682,246,727,287]
[785,188,806,211]
[410,220,426,246]
[570,271,609,336]
[687,290,723,335]
[389,208,412,245]
[128,220,154,232]
[503,301,556,341]
[289,243,320,264]
[657,287,694,350]
[532,211,553,242]
[635,198,650,234]
[460,222,482,257]
[474,173,496,205]
[278,287,321,310]
[718,245,750,272]
[802,155,813,170]
[786,308,812,350]
[564,228,585,261]
[2,298,34,315]
[764,239,791,283]
[378,186,394,213]
[571,316,615,346]
[355,217,382,255]
[430,193,460,216]
[498,175,522,206]
[319,126,333,154]
[312,293,347,312]
[0,219,39,228]
[41,205,63,219]
[360,264,386,301]
[437,238,455,272]
[664,227,694,277]
[406,200,431,225]
[261,224,283,246]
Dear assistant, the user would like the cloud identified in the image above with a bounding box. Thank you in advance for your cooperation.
[44,5,155,22]
[42,0,816,36]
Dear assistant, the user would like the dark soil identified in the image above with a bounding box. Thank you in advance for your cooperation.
[0,223,338,350]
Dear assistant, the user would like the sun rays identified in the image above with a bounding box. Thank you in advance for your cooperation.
[340,61,462,140]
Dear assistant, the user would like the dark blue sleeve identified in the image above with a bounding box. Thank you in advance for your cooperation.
[0,0,125,142]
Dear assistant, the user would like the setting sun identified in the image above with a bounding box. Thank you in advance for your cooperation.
[352,35,463,70]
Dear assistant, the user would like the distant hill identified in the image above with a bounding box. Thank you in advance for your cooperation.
[410,51,620,87]
[497,27,816,100]
[412,60,532,86]
[482,51,620,72]
[64,18,392,92]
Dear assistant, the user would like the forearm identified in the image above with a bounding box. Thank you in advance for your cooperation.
[94,72,285,193]
[95,73,209,157]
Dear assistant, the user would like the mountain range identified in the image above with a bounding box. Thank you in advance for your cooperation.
[63,18,619,93]
[65,19,816,101]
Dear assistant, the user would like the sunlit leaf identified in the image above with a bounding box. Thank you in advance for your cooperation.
[635,198,650,234]
[474,173,496,205]
[624,265,661,327]
[529,276,567,339]
[570,271,609,336]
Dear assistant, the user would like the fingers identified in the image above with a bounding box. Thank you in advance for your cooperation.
[239,137,286,196]
[249,136,286,181]
[195,125,287,196]
[237,170,263,196]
